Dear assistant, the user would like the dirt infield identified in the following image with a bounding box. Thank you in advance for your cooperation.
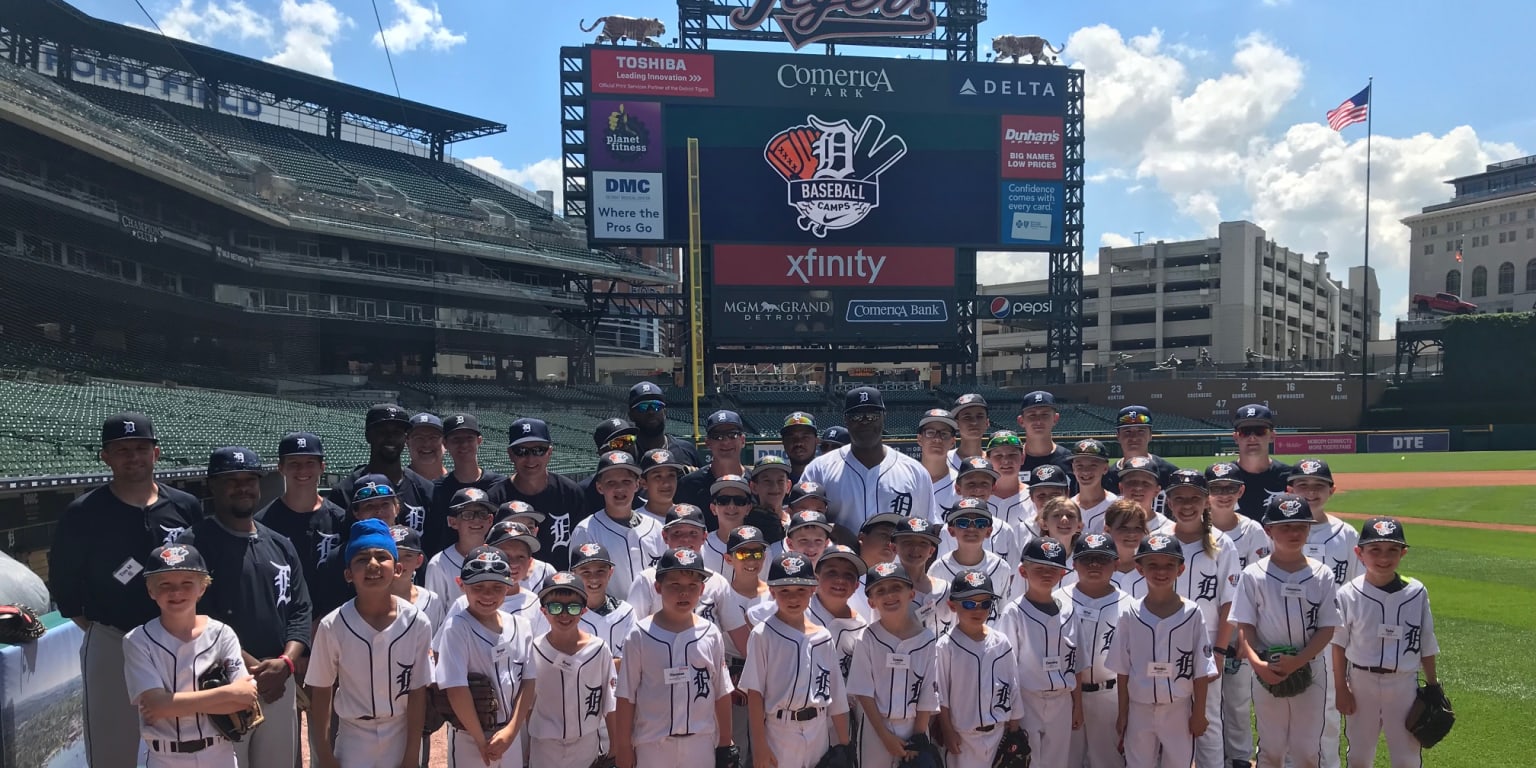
[1336,470,1536,490]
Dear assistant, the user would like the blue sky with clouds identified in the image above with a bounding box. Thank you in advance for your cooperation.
[72,0,1536,334]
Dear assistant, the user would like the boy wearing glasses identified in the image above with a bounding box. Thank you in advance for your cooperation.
[930,498,1022,609]
[916,408,960,511]
[425,488,497,608]
[571,451,667,601]
[704,475,770,579]
[489,418,588,571]
[434,546,536,768]
[529,572,617,767]
[1229,405,1293,522]
[935,570,1021,768]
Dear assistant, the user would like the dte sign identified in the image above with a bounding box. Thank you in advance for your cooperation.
[1365,431,1449,453]
[607,177,651,193]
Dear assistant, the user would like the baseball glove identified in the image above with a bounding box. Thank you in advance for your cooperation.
[588,755,617,768]
[1405,682,1455,748]
[898,733,944,768]
[0,604,45,645]
[1257,647,1313,698]
[428,673,499,732]
[197,663,264,742]
[991,727,1031,768]
[813,743,853,768]
[714,744,740,768]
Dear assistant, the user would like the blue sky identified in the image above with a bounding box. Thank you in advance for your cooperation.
[74,0,1536,335]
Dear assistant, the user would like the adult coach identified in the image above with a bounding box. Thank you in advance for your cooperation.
[487,418,588,570]
[675,410,750,515]
[1230,404,1293,521]
[628,381,702,467]
[49,413,202,768]
[778,411,820,481]
[177,447,311,766]
[327,404,434,534]
[405,412,447,481]
[800,387,934,539]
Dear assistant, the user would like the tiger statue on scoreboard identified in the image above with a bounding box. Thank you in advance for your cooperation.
[992,34,1064,64]
[580,16,667,47]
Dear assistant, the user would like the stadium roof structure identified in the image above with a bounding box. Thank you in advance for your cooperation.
[3,0,506,147]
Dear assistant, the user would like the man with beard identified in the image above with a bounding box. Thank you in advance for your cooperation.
[178,447,311,767]
[425,413,507,558]
[778,412,820,481]
[801,387,934,540]
[405,412,447,481]
[487,418,588,570]
[49,413,202,768]
[327,404,434,536]
[627,380,702,467]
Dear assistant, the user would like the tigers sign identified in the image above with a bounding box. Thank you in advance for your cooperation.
[728,0,937,49]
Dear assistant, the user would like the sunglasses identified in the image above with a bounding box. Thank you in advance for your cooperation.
[732,549,767,561]
[632,401,666,413]
[707,431,744,441]
[454,508,494,521]
[847,412,882,424]
[512,446,550,457]
[712,495,752,507]
[354,485,394,501]
[604,435,636,450]
[1117,412,1151,426]
[949,516,992,529]
[543,601,585,616]
[958,598,995,611]
[1236,427,1270,437]
[464,557,510,575]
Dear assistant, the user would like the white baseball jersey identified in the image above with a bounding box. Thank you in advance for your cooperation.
[432,609,536,720]
[568,511,666,601]
[1106,597,1217,704]
[933,627,1020,731]
[528,635,616,741]
[123,617,250,745]
[845,622,940,720]
[800,446,934,533]
[851,571,950,634]
[808,595,869,682]
[1306,516,1361,588]
[521,559,556,593]
[1000,595,1078,692]
[1174,531,1241,644]
[306,597,434,721]
[989,490,1036,536]
[423,546,468,606]
[739,616,851,715]
[929,551,1022,607]
[1333,576,1439,672]
[931,469,958,521]
[447,589,541,625]
[1073,492,1119,535]
[1066,586,1131,686]
[412,586,447,630]
[721,587,770,658]
[1228,557,1342,651]
[626,566,747,636]
[529,596,636,660]
[617,616,734,743]
[1112,568,1147,599]
[1215,513,1271,569]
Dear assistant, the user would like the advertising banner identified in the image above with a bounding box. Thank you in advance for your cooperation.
[1000,180,1064,246]
[1273,434,1358,455]
[587,100,665,171]
[1000,116,1064,180]
[591,172,664,241]
[589,50,715,98]
[711,288,956,344]
[1364,431,1450,453]
[713,245,954,287]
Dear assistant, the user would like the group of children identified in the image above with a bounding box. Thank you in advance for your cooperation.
[121,452,1440,768]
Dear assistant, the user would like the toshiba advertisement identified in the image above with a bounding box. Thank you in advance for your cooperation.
[710,246,957,345]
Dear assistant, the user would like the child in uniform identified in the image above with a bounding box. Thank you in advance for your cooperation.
[930,497,1022,607]
[1104,498,1151,598]
[424,488,495,603]
[124,544,258,768]
[703,474,759,578]
[568,542,636,658]
[1001,537,1080,768]
[570,451,666,601]
[1289,458,1359,768]
[934,570,1022,768]
[846,562,940,768]
[1066,533,1130,768]
[389,525,446,628]
[784,507,833,564]
[1069,439,1119,534]
[1205,461,1270,768]
[496,502,555,592]
[529,572,617,766]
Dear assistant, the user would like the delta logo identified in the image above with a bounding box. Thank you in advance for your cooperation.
[764,114,907,237]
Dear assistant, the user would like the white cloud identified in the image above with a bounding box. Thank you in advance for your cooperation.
[150,0,271,43]
[1100,232,1135,248]
[463,155,563,211]
[372,0,466,53]
[265,0,351,79]
[977,252,1050,286]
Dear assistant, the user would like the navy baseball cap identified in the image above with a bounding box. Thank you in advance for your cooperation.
[350,474,396,507]
[1261,493,1312,526]
[444,413,480,435]
[1165,469,1208,495]
[664,503,708,530]
[1116,405,1153,430]
[1136,532,1185,562]
[1027,464,1071,488]
[892,516,941,543]
[1289,458,1334,485]
[956,456,1000,481]
[861,512,909,532]
[944,496,993,522]
[820,426,850,447]
[628,381,666,407]
[449,487,495,514]
[408,413,443,434]
[767,552,820,587]
[728,525,768,552]
[951,393,988,414]
[102,412,156,444]
[918,409,958,430]
[278,432,324,458]
[389,525,423,553]
[781,412,818,434]
[815,544,866,576]
[145,544,207,575]
[497,500,545,524]
[1233,404,1275,428]
[1020,391,1057,410]
[748,455,792,480]
[593,418,637,448]
[844,386,885,413]
[864,560,912,592]
[460,546,514,586]
[657,546,707,575]
[786,480,828,506]
[486,520,541,552]
[1118,455,1161,480]
[1071,438,1110,461]
[1021,537,1071,569]
[509,417,552,447]
[570,541,614,568]
[948,569,997,600]
[641,448,686,475]
[1072,532,1118,561]
[1359,516,1409,547]
[538,571,585,600]
[595,450,642,478]
[207,446,263,477]
[787,508,833,533]
[1205,462,1243,486]
[710,473,751,495]
[705,410,744,433]
[366,404,410,429]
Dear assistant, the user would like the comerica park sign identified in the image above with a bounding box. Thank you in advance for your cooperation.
[729,0,938,49]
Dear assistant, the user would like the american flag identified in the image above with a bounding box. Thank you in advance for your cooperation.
[1326,86,1370,131]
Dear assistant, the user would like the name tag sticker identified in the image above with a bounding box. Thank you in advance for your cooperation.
[887,653,911,670]
[1147,662,1173,679]
[493,644,512,663]
[1304,545,1323,559]
[1281,584,1307,600]
[1042,656,1064,672]
[113,558,144,585]
[1078,608,1100,622]
[1378,625,1405,640]
[664,666,690,685]
[557,656,576,672]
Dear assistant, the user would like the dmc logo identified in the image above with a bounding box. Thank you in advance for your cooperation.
[606,177,651,193]
[730,0,936,49]
[1003,128,1062,144]
[957,77,1059,98]
[989,297,1053,319]
[764,114,907,237]
[785,248,887,284]
[777,64,893,98]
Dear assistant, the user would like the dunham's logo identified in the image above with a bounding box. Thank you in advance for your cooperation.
[721,298,834,322]
[730,0,937,49]
[764,114,907,237]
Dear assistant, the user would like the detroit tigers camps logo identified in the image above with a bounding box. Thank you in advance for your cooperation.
[673,549,700,566]
[1082,533,1111,549]
[1039,539,1064,559]
[763,114,907,237]
[1033,466,1058,482]
[159,546,190,566]
[780,554,808,575]
[1146,533,1174,550]
[1296,459,1326,476]
[872,561,901,577]
[577,543,604,558]
[901,517,932,535]
[1372,519,1398,536]
[736,526,762,541]
[1210,462,1236,478]
[962,570,987,588]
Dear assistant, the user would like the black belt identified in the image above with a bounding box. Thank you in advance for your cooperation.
[775,707,822,722]
[150,737,216,754]
[1352,663,1399,674]
[1081,679,1117,693]
[975,724,996,733]
[728,658,746,677]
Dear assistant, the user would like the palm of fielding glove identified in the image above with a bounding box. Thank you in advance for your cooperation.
[814,743,853,768]
[715,744,741,768]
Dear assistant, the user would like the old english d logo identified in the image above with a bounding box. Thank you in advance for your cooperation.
[764,114,907,237]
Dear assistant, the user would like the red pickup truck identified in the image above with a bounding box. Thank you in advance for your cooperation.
[1412,292,1477,314]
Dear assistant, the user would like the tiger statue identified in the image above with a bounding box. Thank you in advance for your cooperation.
[991,34,1064,64]
[580,16,667,47]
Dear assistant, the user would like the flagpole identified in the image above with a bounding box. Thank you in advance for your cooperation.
[1359,78,1372,425]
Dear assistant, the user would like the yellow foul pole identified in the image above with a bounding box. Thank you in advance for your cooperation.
[688,138,704,444]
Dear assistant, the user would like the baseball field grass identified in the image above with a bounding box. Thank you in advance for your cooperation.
[1160,450,1536,474]
[1327,487,1536,527]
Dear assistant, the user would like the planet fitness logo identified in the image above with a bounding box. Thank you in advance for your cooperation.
[600,103,654,165]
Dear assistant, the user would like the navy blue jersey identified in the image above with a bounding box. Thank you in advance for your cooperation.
[486,471,589,571]
[178,518,312,658]
[426,469,508,558]
[257,496,347,589]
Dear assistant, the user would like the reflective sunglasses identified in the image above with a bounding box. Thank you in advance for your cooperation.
[1236,426,1270,437]
[604,434,637,450]
[632,401,666,413]
[958,599,995,611]
[1117,411,1151,426]
[712,495,752,507]
[847,412,882,424]
[707,431,744,441]
[464,557,510,575]
[512,446,550,457]
[453,507,494,521]
[949,516,992,530]
[354,484,395,501]
[543,601,586,616]
[732,548,767,561]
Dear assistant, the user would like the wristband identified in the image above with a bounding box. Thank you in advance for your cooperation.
[279,654,296,675]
